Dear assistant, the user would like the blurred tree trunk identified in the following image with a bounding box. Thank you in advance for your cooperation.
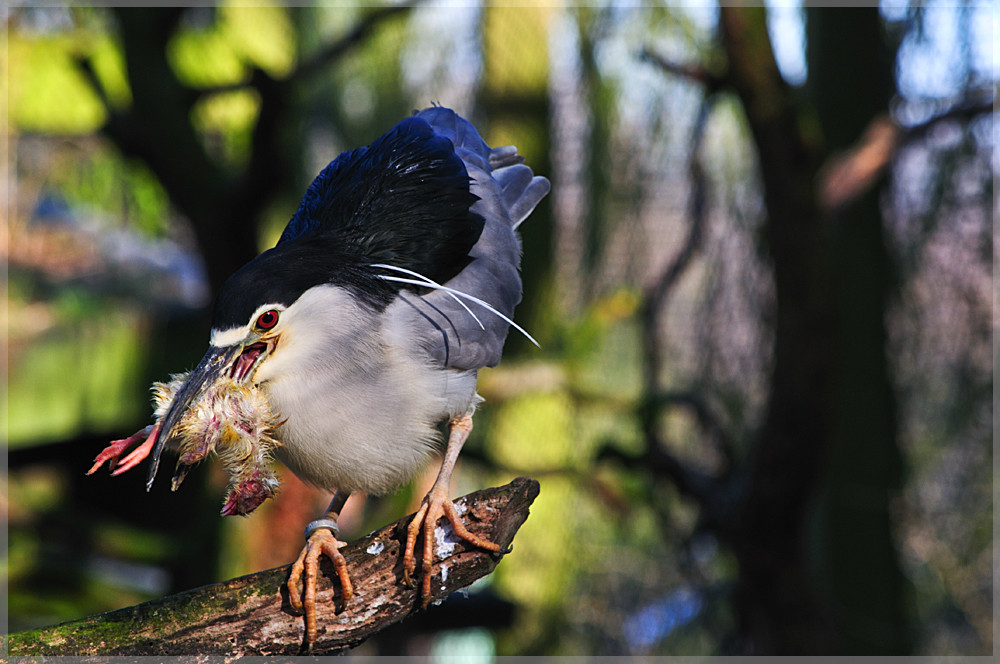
[108,8,265,293]
[717,6,911,654]
[806,7,912,654]
[576,9,614,309]
[718,7,837,653]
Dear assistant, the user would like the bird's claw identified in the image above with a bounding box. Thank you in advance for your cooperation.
[288,528,353,650]
[402,485,501,608]
[86,424,159,476]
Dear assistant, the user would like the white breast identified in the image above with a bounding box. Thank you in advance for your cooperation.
[252,285,479,495]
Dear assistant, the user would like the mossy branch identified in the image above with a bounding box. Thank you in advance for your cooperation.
[6,477,539,657]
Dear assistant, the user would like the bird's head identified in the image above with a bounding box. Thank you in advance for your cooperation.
[145,293,287,491]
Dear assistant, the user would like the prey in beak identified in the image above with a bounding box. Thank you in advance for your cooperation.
[88,333,283,516]
[147,343,244,491]
[153,333,278,490]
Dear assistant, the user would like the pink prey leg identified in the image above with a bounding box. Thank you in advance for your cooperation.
[86,423,160,476]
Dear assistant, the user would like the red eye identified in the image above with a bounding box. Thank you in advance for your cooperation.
[256,309,279,330]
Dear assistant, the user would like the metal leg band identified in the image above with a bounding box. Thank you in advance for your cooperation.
[305,518,340,540]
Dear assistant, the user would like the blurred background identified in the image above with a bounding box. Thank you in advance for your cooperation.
[3,1,995,656]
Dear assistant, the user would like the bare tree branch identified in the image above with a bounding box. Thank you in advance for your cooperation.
[73,55,113,111]
[6,477,539,657]
[900,92,994,141]
[596,440,717,509]
[639,47,725,93]
[641,94,714,388]
[292,2,419,83]
[819,94,993,212]
[818,113,900,213]
[629,74,722,508]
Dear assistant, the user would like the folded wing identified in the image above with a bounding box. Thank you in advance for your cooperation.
[391,106,550,371]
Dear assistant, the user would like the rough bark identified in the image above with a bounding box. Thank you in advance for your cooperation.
[6,477,539,657]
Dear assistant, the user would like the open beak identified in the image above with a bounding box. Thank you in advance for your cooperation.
[145,344,241,491]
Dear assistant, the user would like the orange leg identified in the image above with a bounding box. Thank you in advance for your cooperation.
[403,414,501,607]
[287,491,354,650]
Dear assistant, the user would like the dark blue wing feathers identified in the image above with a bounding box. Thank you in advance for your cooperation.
[279,145,369,245]
[277,117,483,286]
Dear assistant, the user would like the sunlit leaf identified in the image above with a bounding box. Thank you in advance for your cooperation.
[9,34,107,133]
[221,4,296,78]
[168,21,246,88]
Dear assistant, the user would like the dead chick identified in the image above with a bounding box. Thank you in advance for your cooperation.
[89,372,283,516]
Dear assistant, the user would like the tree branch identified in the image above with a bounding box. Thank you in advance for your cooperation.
[639,47,725,93]
[597,441,717,509]
[189,2,420,100]
[640,93,715,396]
[292,2,418,84]
[818,94,993,213]
[69,6,422,295]
[6,477,540,657]
[631,55,724,514]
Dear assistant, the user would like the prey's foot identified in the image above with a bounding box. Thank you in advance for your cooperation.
[288,526,354,650]
[86,424,160,476]
[403,484,502,608]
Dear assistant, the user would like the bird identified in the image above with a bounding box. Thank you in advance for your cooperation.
[88,105,550,648]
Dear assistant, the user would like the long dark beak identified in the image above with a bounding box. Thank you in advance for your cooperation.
[146,344,242,491]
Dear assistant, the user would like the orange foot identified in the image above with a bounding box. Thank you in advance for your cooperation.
[288,526,354,650]
[86,423,160,476]
[402,482,502,608]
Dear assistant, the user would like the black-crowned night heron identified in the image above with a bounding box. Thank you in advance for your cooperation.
[89,106,549,647]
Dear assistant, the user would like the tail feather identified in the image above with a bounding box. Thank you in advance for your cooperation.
[488,145,524,169]
[417,106,549,229]
[493,163,550,228]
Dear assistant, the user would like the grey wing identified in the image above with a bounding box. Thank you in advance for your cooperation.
[391,107,550,371]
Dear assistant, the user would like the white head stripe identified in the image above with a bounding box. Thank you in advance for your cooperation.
[211,326,250,348]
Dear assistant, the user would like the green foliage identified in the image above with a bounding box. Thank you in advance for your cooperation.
[3,293,148,447]
[483,5,551,95]
[9,32,109,133]
[167,6,295,86]
[190,89,261,167]
[54,145,171,236]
